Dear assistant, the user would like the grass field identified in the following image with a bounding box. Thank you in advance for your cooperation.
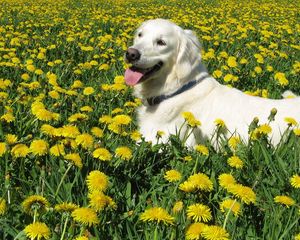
[0,0,300,239]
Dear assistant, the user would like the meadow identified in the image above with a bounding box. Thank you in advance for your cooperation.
[0,0,300,239]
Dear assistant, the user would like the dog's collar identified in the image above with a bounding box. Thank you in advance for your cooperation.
[146,74,209,106]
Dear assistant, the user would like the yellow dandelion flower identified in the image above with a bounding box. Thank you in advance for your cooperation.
[40,124,57,137]
[195,145,209,156]
[140,207,174,225]
[99,115,113,124]
[164,170,182,182]
[130,130,141,141]
[220,199,241,216]
[1,113,15,122]
[284,117,298,127]
[214,118,226,128]
[186,222,207,240]
[61,125,80,138]
[22,195,49,215]
[187,203,212,222]
[227,155,244,169]
[75,236,89,240]
[293,128,300,136]
[227,56,238,68]
[91,127,103,138]
[24,222,51,240]
[72,207,99,226]
[227,184,256,205]
[0,142,7,157]
[11,144,30,158]
[88,190,110,212]
[50,144,65,157]
[75,133,94,149]
[0,198,6,215]
[218,173,236,190]
[202,225,229,240]
[30,139,48,156]
[183,155,193,162]
[5,134,18,144]
[113,114,131,125]
[179,180,196,192]
[188,173,214,192]
[295,233,300,240]
[228,136,241,150]
[115,146,133,160]
[93,148,112,161]
[68,113,88,122]
[258,124,272,134]
[80,106,93,112]
[64,153,83,169]
[212,70,223,78]
[274,195,295,207]
[290,174,300,188]
[86,170,109,192]
[274,72,288,86]
[54,202,79,212]
[83,87,95,95]
[182,112,201,127]
[172,201,183,213]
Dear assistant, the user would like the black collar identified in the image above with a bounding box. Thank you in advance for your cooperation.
[146,74,209,106]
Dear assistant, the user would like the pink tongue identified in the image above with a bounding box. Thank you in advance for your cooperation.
[125,68,144,86]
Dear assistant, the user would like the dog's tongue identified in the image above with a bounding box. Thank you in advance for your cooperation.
[125,68,144,86]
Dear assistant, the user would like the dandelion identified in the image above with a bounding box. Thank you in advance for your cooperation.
[186,222,207,240]
[284,117,298,126]
[75,133,94,149]
[172,201,184,213]
[61,125,80,138]
[182,112,201,127]
[140,207,174,225]
[54,202,79,212]
[220,199,241,216]
[227,184,256,204]
[30,139,48,156]
[188,173,214,191]
[86,170,109,192]
[293,128,300,136]
[214,118,226,128]
[91,127,103,138]
[212,70,222,78]
[228,136,241,150]
[11,144,30,158]
[195,145,209,156]
[72,207,99,226]
[64,153,83,169]
[88,190,111,212]
[99,115,113,124]
[0,198,6,215]
[75,237,89,240]
[187,203,212,222]
[115,146,133,160]
[5,134,18,144]
[22,195,49,215]
[130,130,141,141]
[113,114,131,125]
[227,56,238,67]
[274,195,295,207]
[164,169,182,182]
[24,222,51,240]
[227,155,244,169]
[274,72,288,86]
[68,113,88,122]
[183,155,193,162]
[83,87,95,95]
[93,148,112,161]
[0,142,6,157]
[50,144,65,157]
[295,233,300,240]
[202,225,229,240]
[290,174,300,188]
[179,181,195,193]
[218,173,236,189]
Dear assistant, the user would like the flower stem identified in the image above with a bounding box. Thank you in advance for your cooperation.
[60,215,69,240]
[55,164,72,198]
[222,199,236,229]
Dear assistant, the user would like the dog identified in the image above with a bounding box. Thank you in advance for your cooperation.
[124,18,300,146]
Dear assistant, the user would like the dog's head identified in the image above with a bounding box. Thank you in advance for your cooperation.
[124,19,203,96]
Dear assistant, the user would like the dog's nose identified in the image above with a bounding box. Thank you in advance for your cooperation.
[126,48,141,62]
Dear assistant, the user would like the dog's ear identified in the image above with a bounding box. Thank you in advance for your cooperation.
[175,29,201,80]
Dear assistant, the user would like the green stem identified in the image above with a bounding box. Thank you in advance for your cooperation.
[60,215,69,240]
[55,164,72,198]
[154,224,158,240]
[222,199,236,229]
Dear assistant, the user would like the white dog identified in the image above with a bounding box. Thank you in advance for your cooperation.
[124,19,300,146]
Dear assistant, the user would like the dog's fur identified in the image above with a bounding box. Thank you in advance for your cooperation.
[126,19,300,146]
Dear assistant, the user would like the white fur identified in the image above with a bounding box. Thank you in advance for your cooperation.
[128,19,300,146]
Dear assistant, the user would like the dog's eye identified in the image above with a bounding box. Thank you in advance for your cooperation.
[138,32,142,37]
[157,39,166,46]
